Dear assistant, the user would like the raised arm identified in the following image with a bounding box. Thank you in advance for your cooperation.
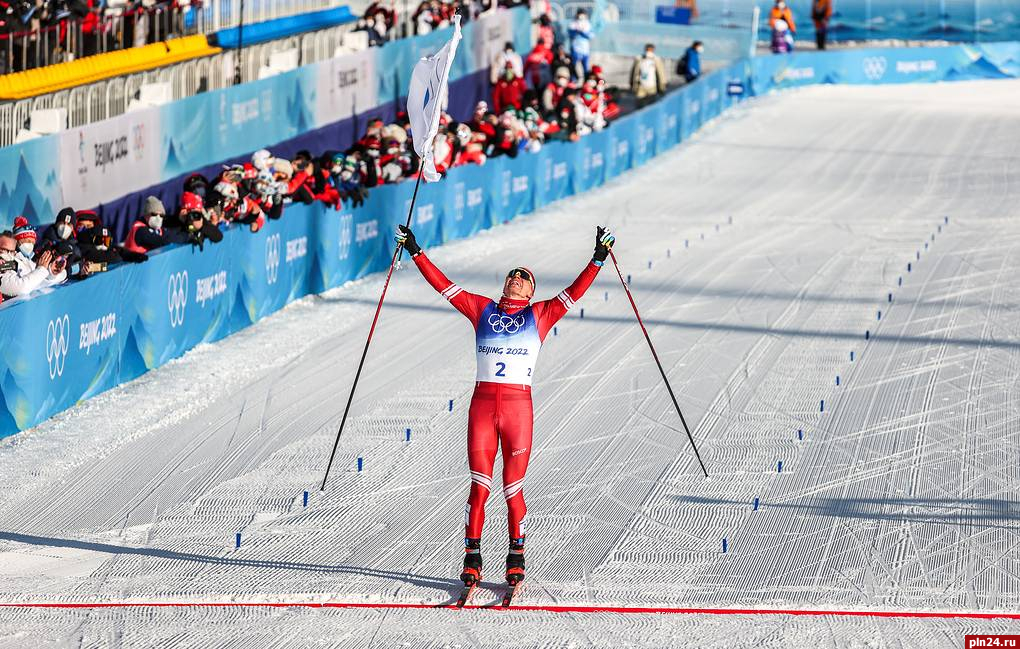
[534,227,616,340]
[398,226,490,326]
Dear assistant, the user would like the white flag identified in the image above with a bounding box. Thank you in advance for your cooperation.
[407,14,462,182]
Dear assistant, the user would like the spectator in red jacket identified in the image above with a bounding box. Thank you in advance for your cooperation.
[492,63,527,113]
[524,40,554,90]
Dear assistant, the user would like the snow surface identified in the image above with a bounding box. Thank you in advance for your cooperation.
[2,80,1020,647]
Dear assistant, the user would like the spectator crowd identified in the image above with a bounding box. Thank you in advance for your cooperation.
[351,0,528,46]
[1,0,199,73]
[0,5,700,304]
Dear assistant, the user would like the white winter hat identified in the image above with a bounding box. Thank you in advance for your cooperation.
[252,149,275,171]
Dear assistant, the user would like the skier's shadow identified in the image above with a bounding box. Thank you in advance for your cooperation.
[0,531,462,596]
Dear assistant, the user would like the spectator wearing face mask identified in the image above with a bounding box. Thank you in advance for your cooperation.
[40,208,77,249]
[543,66,573,115]
[12,215,38,259]
[568,9,592,79]
[631,43,667,105]
[491,41,524,85]
[122,196,188,255]
[678,40,703,83]
[492,63,527,113]
[0,227,67,299]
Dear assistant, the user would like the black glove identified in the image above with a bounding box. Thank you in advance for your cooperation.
[593,226,615,263]
[395,225,421,256]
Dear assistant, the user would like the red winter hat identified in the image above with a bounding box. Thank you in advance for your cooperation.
[75,209,100,228]
[12,216,36,243]
[181,191,204,212]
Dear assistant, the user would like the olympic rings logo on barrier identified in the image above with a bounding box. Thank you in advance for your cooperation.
[862,56,887,81]
[168,271,189,328]
[487,313,525,335]
[265,234,281,285]
[46,314,70,379]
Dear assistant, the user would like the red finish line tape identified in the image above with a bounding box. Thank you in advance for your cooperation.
[0,602,1017,619]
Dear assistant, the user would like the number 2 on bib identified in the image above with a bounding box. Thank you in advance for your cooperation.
[495,362,506,377]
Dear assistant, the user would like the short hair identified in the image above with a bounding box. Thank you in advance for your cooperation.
[645,43,655,50]
[0,230,14,239]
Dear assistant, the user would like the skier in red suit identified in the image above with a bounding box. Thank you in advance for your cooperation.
[395,224,616,587]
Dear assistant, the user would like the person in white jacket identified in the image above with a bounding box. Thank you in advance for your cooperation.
[0,231,67,299]
[490,41,524,85]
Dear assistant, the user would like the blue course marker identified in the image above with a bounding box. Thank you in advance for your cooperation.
[797,429,803,440]
[753,497,760,510]
[916,251,921,260]
[723,538,728,553]
[877,310,881,321]
[303,491,309,507]
[553,326,557,336]
[648,260,652,269]
[820,400,825,412]
[236,533,241,548]
[866,330,870,340]
[888,293,892,303]
[685,239,689,248]
[580,308,585,319]
[627,274,631,284]
[907,263,912,272]
[945,216,949,224]
[405,428,411,442]
[667,249,671,258]
[898,277,903,286]
[449,399,453,412]
[357,457,364,472]
[778,461,784,473]
[850,351,855,361]
[836,375,841,386]
[604,291,608,301]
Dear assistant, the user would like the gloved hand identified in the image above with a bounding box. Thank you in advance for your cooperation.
[395,225,421,256]
[593,226,616,263]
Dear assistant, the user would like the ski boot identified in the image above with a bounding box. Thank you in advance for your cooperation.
[505,537,525,585]
[460,538,482,585]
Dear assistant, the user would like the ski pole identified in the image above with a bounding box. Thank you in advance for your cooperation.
[608,249,710,478]
[320,170,425,491]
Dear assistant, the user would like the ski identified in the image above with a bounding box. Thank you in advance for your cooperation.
[455,581,478,608]
[500,582,520,608]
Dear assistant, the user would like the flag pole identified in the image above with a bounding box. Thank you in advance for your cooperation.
[320,168,423,491]
[320,16,460,491]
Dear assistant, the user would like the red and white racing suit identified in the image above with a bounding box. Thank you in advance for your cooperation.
[412,252,601,543]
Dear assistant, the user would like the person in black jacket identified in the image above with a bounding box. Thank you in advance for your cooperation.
[168,191,224,250]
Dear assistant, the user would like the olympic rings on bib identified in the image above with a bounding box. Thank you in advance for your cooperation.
[488,313,526,334]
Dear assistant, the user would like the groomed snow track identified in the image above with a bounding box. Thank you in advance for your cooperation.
[1,80,1019,648]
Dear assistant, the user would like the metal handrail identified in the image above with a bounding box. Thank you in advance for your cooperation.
[0,19,354,145]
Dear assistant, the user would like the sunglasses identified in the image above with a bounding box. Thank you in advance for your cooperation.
[506,268,532,283]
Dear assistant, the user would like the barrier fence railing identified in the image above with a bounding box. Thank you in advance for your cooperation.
[0,20,355,147]
[4,39,1019,438]
[0,0,343,76]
